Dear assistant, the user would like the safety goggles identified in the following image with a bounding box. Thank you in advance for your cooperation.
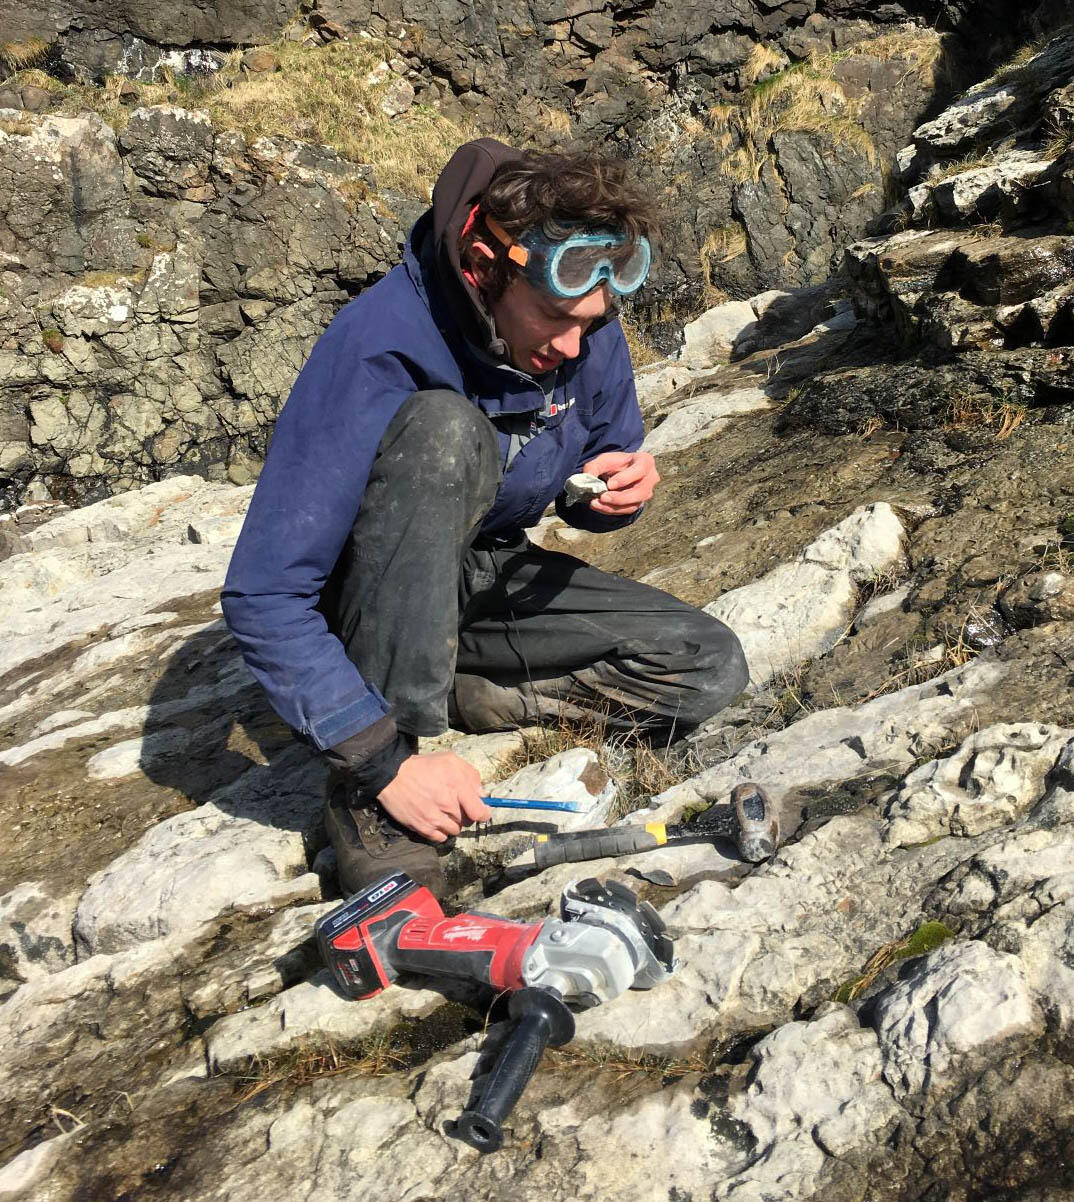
[484,215,651,299]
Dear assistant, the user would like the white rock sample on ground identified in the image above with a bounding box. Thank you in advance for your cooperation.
[642,386,771,455]
[447,747,618,881]
[873,941,1042,1097]
[704,501,907,686]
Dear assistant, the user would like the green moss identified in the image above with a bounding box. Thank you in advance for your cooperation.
[833,920,954,1004]
[41,327,63,354]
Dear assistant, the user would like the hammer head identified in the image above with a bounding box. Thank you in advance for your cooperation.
[730,783,781,862]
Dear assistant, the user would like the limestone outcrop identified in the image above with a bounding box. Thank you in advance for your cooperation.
[3,5,1074,1199]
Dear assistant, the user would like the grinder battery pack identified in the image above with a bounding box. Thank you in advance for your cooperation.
[316,871,675,1151]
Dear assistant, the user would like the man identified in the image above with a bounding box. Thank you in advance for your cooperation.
[222,138,748,899]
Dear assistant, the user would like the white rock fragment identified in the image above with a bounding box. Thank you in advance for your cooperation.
[873,941,1042,1097]
[186,513,247,545]
[854,583,909,630]
[563,472,608,506]
[705,502,907,685]
[0,1130,81,1198]
[642,386,771,455]
[679,299,757,368]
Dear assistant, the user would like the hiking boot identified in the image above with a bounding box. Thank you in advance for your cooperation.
[324,773,445,899]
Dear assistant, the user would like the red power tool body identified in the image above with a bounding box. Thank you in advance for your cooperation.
[316,869,675,1152]
[317,870,545,999]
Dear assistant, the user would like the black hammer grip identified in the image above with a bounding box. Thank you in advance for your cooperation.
[455,989,575,1154]
[532,823,664,869]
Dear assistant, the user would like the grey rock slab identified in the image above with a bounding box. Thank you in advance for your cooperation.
[72,745,326,956]
[644,653,1009,845]
[704,502,907,686]
[872,940,1043,1098]
[0,1130,80,1200]
[642,386,771,455]
[478,661,1023,924]
[679,299,758,369]
[727,1007,901,1178]
[183,901,335,1021]
[931,156,1053,222]
[1014,897,1074,1036]
[0,882,78,989]
[0,658,252,768]
[204,969,450,1072]
[883,723,1071,847]
[573,798,992,1055]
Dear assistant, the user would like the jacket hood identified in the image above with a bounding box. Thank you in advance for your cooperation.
[430,137,524,360]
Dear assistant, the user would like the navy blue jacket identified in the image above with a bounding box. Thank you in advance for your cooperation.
[221,210,644,752]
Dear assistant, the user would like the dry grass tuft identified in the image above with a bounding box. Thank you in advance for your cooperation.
[716,28,942,186]
[946,390,1027,439]
[24,37,474,198]
[1044,114,1074,162]
[741,42,788,87]
[233,1033,407,1101]
[0,38,49,70]
[720,64,876,184]
[546,1040,716,1081]
[698,223,748,306]
[620,313,664,368]
[863,616,979,702]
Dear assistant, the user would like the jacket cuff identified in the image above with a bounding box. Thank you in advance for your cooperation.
[554,494,645,533]
[324,716,413,798]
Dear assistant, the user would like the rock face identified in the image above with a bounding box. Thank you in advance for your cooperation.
[0,105,415,509]
[0,1,1023,509]
[835,31,1074,361]
[4,7,1074,1200]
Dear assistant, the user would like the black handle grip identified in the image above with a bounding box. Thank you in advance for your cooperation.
[533,825,661,869]
[455,988,575,1153]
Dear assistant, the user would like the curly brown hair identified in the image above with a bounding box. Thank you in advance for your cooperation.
[462,151,661,302]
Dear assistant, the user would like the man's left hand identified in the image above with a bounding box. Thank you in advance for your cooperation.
[582,450,660,516]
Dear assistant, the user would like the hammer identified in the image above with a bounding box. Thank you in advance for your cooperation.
[530,782,780,870]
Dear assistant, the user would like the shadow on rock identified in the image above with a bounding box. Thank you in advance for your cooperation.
[138,613,322,837]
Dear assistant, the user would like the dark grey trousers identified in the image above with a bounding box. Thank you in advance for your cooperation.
[319,391,749,739]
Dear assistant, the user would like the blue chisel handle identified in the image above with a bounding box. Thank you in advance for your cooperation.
[483,796,583,813]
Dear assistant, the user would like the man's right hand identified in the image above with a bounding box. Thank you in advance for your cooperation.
[377,750,491,842]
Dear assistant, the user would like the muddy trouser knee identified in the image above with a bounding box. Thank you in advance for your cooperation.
[452,540,750,735]
[319,390,748,739]
[318,390,501,736]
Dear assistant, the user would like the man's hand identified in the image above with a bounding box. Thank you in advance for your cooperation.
[582,450,660,516]
[377,750,491,842]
